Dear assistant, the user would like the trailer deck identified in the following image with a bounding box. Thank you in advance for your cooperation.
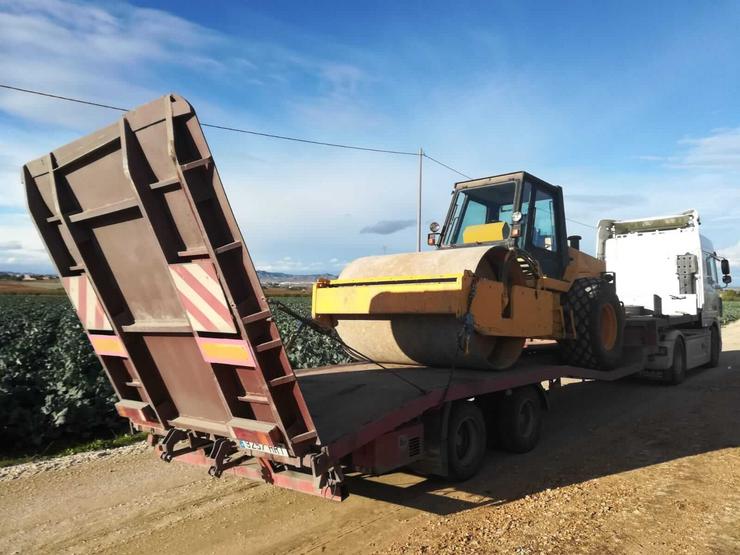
[298,346,645,458]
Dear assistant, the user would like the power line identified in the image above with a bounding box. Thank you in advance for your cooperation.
[201,122,416,156]
[422,153,472,180]
[565,217,597,230]
[1,83,603,232]
[0,83,128,112]
[0,83,417,156]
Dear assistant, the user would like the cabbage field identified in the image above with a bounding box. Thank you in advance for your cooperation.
[0,294,347,455]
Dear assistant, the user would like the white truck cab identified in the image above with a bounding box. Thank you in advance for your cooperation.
[596,210,731,382]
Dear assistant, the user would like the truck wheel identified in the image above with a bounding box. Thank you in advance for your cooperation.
[664,337,686,385]
[704,325,721,368]
[496,387,542,453]
[446,401,487,481]
[559,277,624,370]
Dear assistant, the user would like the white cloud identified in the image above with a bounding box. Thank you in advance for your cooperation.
[639,128,740,171]
[678,128,740,170]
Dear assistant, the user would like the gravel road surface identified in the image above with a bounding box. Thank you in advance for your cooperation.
[2,322,738,554]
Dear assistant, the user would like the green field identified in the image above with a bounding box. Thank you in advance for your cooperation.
[722,300,740,326]
[0,294,347,456]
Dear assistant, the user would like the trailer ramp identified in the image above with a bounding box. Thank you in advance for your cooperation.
[24,94,319,475]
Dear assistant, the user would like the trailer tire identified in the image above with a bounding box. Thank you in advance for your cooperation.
[704,325,721,368]
[664,337,686,385]
[559,277,624,370]
[496,387,542,453]
[446,401,487,481]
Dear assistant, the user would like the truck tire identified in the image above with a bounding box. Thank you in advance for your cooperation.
[559,277,624,370]
[664,337,686,385]
[704,325,721,368]
[446,401,487,481]
[496,387,542,453]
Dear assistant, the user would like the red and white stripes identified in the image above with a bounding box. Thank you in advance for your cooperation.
[62,275,112,331]
[169,262,237,334]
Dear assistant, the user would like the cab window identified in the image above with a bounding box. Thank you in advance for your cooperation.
[704,253,719,286]
[444,181,521,245]
[531,188,558,252]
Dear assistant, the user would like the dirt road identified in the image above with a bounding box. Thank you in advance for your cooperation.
[2,323,739,554]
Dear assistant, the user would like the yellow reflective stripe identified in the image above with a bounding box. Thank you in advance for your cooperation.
[313,275,467,316]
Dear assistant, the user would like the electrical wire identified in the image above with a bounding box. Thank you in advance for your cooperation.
[565,217,597,230]
[422,153,472,180]
[0,83,599,220]
[0,83,128,112]
[0,83,419,156]
[271,300,428,395]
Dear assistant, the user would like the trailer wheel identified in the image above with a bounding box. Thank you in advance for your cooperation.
[496,387,542,453]
[664,337,686,385]
[559,277,624,370]
[446,401,487,481]
[704,325,721,368]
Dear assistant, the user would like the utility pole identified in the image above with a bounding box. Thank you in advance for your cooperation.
[417,147,423,252]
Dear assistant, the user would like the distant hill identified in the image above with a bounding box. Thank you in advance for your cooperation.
[1,269,336,287]
[256,270,337,285]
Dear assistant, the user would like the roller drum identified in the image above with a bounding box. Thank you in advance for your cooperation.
[334,246,524,370]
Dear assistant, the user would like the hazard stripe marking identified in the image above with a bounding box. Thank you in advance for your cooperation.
[170,263,237,334]
[89,334,128,357]
[62,276,113,331]
[196,337,254,367]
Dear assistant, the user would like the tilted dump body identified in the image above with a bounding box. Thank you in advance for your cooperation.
[24,94,317,460]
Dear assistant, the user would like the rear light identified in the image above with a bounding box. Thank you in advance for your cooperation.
[227,417,282,446]
[115,400,159,427]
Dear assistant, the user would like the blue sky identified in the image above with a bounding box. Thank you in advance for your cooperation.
[0,0,739,276]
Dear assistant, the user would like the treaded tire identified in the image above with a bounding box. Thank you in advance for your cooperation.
[559,277,625,370]
[446,401,487,481]
[664,337,686,385]
[704,325,721,368]
[496,387,542,454]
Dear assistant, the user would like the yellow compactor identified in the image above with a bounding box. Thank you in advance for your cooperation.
[313,171,625,371]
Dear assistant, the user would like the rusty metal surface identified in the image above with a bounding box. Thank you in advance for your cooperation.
[295,347,645,458]
[24,94,317,457]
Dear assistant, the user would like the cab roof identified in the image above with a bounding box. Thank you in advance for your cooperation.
[454,171,557,192]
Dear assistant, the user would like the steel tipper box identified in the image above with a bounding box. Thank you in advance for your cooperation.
[24,94,651,501]
[23,94,326,492]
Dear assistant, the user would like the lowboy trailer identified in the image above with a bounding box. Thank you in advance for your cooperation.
[24,94,729,500]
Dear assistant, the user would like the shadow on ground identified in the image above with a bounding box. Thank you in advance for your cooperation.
[344,348,740,515]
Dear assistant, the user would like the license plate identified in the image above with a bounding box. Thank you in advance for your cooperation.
[237,439,289,457]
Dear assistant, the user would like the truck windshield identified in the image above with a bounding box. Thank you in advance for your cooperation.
[443,181,524,245]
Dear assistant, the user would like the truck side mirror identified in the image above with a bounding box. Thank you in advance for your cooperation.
[427,232,441,247]
[721,258,730,276]
[723,275,732,285]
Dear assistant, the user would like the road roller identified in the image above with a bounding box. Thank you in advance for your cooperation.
[312,171,625,370]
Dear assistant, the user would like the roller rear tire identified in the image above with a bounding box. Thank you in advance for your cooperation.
[559,278,625,370]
